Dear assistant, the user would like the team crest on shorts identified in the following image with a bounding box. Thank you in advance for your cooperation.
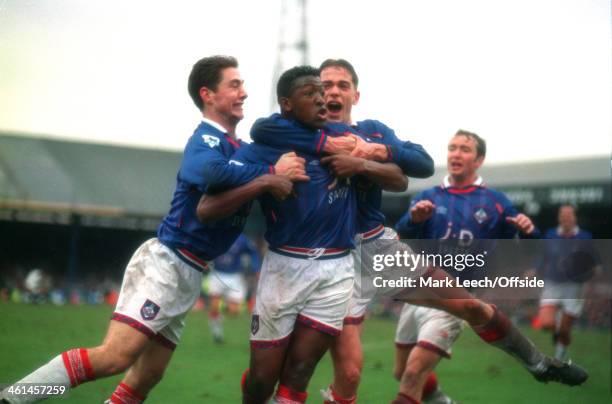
[140,299,160,321]
[251,314,260,335]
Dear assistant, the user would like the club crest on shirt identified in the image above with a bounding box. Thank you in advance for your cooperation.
[202,134,220,148]
[251,314,260,335]
[140,299,160,321]
[436,206,448,215]
[474,208,488,224]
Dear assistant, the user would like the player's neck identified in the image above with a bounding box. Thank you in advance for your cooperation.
[202,112,238,138]
[560,225,576,235]
[449,173,479,188]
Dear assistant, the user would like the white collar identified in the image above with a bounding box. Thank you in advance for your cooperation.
[443,175,484,188]
[557,226,580,236]
[201,117,228,134]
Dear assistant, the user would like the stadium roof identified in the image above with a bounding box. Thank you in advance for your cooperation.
[1,133,609,219]
[0,133,180,218]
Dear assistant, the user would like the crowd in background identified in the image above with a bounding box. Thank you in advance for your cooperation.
[1,233,609,330]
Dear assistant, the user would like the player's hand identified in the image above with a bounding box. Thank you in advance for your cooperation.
[261,174,294,201]
[274,152,309,182]
[321,154,366,178]
[410,200,435,223]
[323,135,356,155]
[506,213,535,234]
[350,135,389,161]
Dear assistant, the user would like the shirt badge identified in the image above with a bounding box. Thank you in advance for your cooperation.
[202,134,220,148]
[474,208,488,224]
[436,206,448,215]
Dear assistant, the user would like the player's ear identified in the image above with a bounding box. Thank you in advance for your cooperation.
[279,97,292,113]
[474,155,485,169]
[200,86,214,106]
[353,90,360,106]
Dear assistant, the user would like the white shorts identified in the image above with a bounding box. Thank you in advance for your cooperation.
[208,270,247,303]
[540,281,585,317]
[395,304,464,358]
[250,250,354,347]
[346,227,426,323]
[113,238,204,349]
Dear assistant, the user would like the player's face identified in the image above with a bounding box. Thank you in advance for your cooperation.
[286,76,327,129]
[321,66,359,123]
[207,67,248,124]
[558,206,577,230]
[447,135,484,180]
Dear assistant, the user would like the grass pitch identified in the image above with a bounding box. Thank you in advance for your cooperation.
[0,303,609,403]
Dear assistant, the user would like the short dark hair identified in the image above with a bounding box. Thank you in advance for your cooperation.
[276,65,320,100]
[319,58,359,88]
[455,129,486,158]
[559,204,577,213]
[188,55,238,110]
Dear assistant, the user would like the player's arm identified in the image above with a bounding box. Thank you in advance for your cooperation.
[394,195,434,238]
[197,174,292,224]
[250,116,328,154]
[181,139,274,192]
[251,117,357,155]
[197,147,308,223]
[320,155,408,192]
[366,121,435,178]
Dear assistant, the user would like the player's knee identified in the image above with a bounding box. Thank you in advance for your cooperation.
[284,358,318,388]
[246,368,276,399]
[401,364,427,388]
[461,299,489,324]
[339,363,362,389]
[99,345,140,375]
[540,318,556,331]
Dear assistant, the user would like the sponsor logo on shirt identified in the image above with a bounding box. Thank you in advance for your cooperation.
[202,134,221,148]
[328,184,350,204]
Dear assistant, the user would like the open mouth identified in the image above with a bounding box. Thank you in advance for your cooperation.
[327,101,342,113]
[449,161,463,170]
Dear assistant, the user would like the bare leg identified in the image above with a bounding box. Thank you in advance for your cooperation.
[328,323,364,400]
[279,323,334,392]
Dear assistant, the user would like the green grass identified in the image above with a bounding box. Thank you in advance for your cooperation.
[0,303,609,403]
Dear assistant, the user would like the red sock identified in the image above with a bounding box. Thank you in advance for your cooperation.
[323,385,356,404]
[109,382,146,403]
[61,348,94,387]
[241,368,249,393]
[422,372,438,399]
[473,305,511,342]
[392,392,421,404]
[274,384,308,403]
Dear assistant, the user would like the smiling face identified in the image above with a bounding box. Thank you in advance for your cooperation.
[447,134,484,184]
[558,205,577,232]
[320,66,359,123]
[281,76,328,129]
[201,67,247,127]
